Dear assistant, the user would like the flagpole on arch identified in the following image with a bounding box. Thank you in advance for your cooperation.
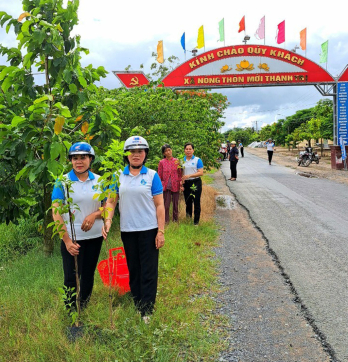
[326,42,328,71]
[224,18,225,47]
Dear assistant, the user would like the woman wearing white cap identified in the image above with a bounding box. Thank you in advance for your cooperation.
[102,136,165,323]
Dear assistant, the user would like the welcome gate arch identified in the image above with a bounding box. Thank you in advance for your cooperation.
[114,44,347,168]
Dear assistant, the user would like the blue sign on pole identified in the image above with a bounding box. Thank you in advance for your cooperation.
[337,82,348,147]
[340,137,347,161]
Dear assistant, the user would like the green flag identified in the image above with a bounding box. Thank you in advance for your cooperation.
[319,40,328,63]
[219,18,224,42]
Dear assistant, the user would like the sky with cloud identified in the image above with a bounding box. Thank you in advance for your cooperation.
[1,0,348,132]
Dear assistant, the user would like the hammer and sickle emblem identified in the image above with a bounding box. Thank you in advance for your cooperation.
[130,76,139,86]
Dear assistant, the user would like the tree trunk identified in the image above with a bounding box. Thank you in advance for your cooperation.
[320,138,324,157]
[43,183,54,256]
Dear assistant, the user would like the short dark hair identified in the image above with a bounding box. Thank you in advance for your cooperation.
[161,144,171,155]
[184,142,194,150]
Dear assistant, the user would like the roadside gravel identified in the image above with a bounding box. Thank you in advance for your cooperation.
[211,169,332,362]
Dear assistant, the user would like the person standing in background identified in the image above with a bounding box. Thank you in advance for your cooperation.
[264,138,275,165]
[158,144,182,224]
[228,141,239,181]
[238,140,244,158]
[181,143,204,226]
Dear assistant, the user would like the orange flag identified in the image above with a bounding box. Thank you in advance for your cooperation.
[238,16,245,33]
[300,28,307,50]
[157,41,164,63]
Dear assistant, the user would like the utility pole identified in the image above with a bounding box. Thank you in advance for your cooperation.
[252,121,258,133]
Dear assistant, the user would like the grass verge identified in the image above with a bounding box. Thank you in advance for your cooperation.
[0,218,41,264]
[0,181,228,362]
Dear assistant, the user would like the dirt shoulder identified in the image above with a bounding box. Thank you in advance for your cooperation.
[246,147,348,186]
[211,170,332,362]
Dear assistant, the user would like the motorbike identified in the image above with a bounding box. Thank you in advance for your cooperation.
[219,143,228,161]
[297,147,320,167]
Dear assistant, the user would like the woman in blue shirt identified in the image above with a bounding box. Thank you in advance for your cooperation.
[264,138,276,165]
[51,142,103,310]
[181,142,204,226]
[102,136,165,323]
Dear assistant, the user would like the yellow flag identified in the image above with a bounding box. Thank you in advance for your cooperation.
[197,25,205,49]
[157,41,164,63]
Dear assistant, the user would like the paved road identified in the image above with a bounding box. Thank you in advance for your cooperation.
[220,150,348,362]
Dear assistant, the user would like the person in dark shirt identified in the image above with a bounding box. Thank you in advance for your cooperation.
[228,141,239,181]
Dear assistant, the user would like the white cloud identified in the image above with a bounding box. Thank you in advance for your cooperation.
[1,0,347,130]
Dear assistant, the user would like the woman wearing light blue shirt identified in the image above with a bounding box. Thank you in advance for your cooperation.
[181,142,204,226]
[264,138,276,165]
[52,142,103,310]
[102,136,165,323]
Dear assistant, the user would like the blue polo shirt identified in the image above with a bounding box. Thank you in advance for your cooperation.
[182,155,203,180]
[116,165,163,232]
[51,170,103,241]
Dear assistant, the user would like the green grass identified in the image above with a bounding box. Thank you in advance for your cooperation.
[202,168,218,185]
[0,219,42,264]
[0,219,229,362]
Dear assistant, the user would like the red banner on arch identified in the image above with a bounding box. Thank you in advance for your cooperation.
[113,45,335,89]
[112,71,150,88]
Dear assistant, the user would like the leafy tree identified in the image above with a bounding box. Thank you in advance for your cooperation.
[292,123,313,148]
[284,133,300,150]
[259,124,272,142]
[148,53,180,81]
[0,0,120,255]
[227,127,256,146]
[311,99,333,141]
[93,86,228,170]
[281,100,333,152]
[291,127,303,150]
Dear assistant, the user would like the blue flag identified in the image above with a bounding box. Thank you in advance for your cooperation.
[181,32,186,53]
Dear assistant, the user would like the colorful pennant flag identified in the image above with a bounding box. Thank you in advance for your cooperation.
[157,41,164,63]
[181,32,186,53]
[276,20,285,44]
[238,16,245,33]
[319,40,328,63]
[197,25,205,49]
[255,16,265,40]
[218,18,225,42]
[300,28,306,50]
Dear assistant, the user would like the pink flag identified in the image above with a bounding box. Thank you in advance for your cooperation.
[255,16,265,40]
[276,20,285,44]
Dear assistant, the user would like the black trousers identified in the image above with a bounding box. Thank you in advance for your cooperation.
[183,177,202,225]
[267,150,273,163]
[121,228,159,317]
[61,236,103,309]
[240,147,244,157]
[230,160,238,179]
